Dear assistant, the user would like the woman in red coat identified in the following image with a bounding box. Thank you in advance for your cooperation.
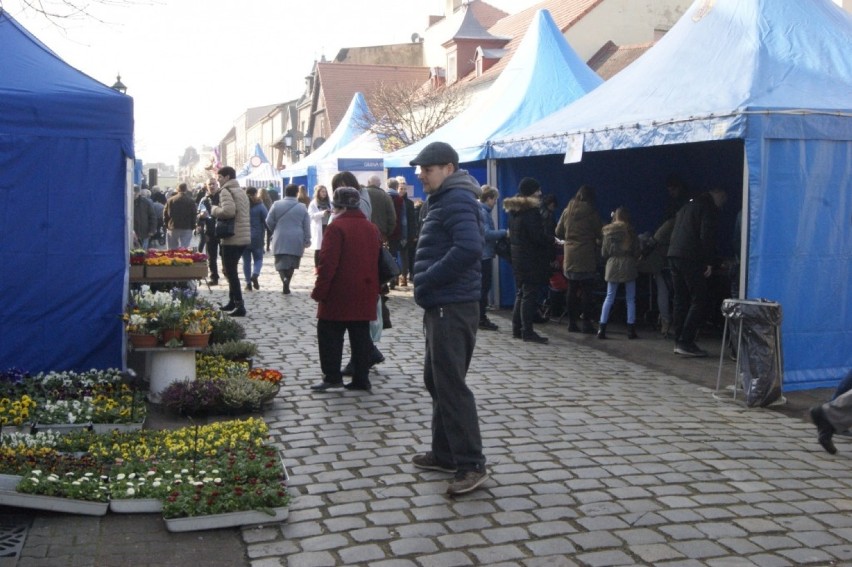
[310,187,382,392]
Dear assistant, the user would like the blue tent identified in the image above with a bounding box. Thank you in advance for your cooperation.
[0,11,134,372]
[285,93,374,191]
[492,0,852,391]
[384,9,602,169]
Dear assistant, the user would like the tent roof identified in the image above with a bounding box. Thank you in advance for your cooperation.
[493,0,852,157]
[384,9,602,167]
[286,92,374,178]
[0,10,133,147]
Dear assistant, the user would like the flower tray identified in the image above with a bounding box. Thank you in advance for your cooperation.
[0,489,108,516]
[109,498,163,514]
[0,474,22,491]
[91,421,145,434]
[164,506,288,532]
[145,263,208,280]
[32,422,93,435]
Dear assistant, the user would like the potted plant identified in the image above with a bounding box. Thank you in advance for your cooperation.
[124,313,158,348]
[181,308,215,347]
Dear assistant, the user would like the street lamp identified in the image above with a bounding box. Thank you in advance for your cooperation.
[110,73,128,94]
[284,132,311,158]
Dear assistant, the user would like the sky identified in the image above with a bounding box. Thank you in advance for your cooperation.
[7,0,542,166]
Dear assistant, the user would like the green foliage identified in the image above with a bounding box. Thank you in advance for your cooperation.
[210,317,246,345]
[204,340,257,361]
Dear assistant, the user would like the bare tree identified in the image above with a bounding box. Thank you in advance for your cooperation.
[2,0,152,26]
[360,81,469,152]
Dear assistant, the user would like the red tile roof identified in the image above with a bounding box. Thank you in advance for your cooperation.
[460,0,604,85]
[315,63,431,131]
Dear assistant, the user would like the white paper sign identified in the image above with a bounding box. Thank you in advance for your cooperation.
[564,134,584,164]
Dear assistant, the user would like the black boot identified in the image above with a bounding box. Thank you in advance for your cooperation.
[597,323,607,339]
[627,324,638,340]
[220,299,236,311]
[810,406,837,454]
[229,300,246,317]
[567,319,581,333]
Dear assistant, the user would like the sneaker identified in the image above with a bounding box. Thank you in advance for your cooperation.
[478,318,498,331]
[674,342,708,357]
[412,452,457,474]
[446,468,490,496]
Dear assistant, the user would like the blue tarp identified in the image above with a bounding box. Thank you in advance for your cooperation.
[0,11,134,373]
[384,9,602,168]
[492,0,852,391]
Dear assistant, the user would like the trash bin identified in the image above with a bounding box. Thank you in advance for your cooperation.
[718,299,784,407]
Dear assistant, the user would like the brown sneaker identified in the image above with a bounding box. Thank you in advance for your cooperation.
[446,468,490,496]
[412,452,456,473]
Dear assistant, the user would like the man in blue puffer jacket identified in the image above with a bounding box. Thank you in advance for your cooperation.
[410,141,489,496]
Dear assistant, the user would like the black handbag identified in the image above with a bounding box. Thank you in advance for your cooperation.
[378,246,400,284]
[494,235,512,262]
[214,217,235,239]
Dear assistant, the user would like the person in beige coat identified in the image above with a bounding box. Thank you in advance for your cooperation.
[212,166,250,316]
[555,185,603,334]
[597,207,640,339]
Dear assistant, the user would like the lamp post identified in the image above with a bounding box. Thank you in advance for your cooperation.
[110,73,128,94]
[284,132,311,159]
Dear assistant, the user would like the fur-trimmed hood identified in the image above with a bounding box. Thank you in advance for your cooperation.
[503,194,540,214]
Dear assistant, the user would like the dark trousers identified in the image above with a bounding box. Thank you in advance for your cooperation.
[669,257,708,345]
[221,244,246,304]
[566,278,595,323]
[206,237,220,279]
[423,302,484,473]
[317,319,372,386]
[512,281,541,335]
[399,243,411,278]
[479,258,494,321]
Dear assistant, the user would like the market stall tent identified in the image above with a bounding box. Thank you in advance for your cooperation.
[284,92,375,191]
[491,0,852,391]
[384,9,602,170]
[237,143,282,188]
[0,10,134,372]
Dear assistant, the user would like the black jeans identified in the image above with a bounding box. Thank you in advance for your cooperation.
[566,278,594,323]
[206,236,220,279]
[668,257,708,345]
[423,302,484,473]
[317,319,372,386]
[479,258,494,321]
[512,281,541,335]
[221,244,246,304]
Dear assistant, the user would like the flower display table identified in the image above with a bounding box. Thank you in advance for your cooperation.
[134,346,205,403]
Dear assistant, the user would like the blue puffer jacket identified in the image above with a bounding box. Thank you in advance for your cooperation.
[480,202,507,260]
[413,170,483,309]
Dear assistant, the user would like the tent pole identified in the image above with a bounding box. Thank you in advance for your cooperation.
[739,146,749,299]
[486,158,501,309]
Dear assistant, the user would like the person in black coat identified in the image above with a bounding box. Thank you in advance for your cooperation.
[667,187,727,357]
[503,177,555,344]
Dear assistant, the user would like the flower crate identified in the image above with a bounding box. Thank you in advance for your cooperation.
[91,421,145,435]
[0,489,108,516]
[33,422,93,435]
[0,474,22,491]
[144,263,207,280]
[109,498,163,514]
[164,506,288,532]
[129,265,145,280]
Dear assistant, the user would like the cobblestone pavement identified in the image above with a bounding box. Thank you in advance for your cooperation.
[8,258,852,567]
[234,261,852,567]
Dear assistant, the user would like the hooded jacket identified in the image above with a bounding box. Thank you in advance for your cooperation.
[667,192,720,265]
[601,221,639,283]
[555,199,603,275]
[503,194,553,284]
[211,179,250,246]
[413,169,483,308]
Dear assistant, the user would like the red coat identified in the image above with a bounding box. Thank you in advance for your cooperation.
[311,209,381,321]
